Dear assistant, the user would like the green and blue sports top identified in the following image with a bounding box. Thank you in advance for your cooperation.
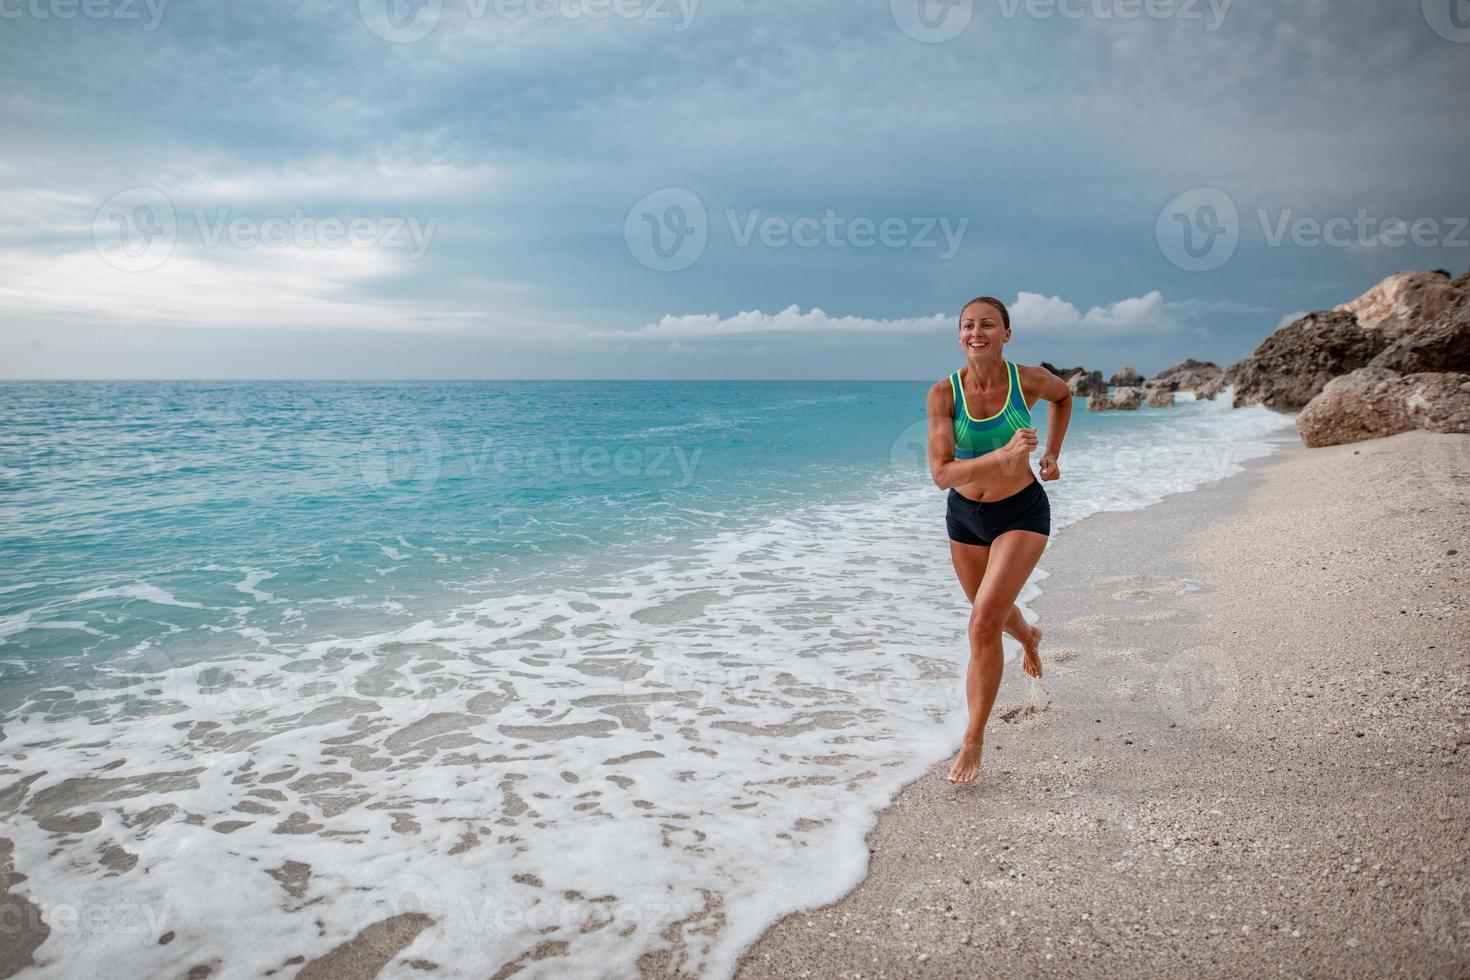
[950,360,1033,459]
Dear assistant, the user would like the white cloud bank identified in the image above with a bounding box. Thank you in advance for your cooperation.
[613,291,1182,341]
[1010,290,1175,335]
[598,306,953,340]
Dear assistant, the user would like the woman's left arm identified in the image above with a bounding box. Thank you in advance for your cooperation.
[1021,364,1072,482]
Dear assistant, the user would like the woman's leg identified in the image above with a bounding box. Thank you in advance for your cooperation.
[948,529,1050,784]
[948,540,1040,653]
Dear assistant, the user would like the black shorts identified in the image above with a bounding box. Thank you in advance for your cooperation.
[946,478,1051,547]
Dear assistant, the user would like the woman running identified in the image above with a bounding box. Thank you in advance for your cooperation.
[926,296,1073,784]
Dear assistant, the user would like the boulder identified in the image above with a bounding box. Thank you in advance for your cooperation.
[1335,269,1462,343]
[1042,362,1109,397]
[1110,367,1144,387]
[1404,372,1470,434]
[1296,368,1470,447]
[1067,370,1107,397]
[1082,387,1147,410]
[1041,361,1083,381]
[1145,387,1176,408]
[1230,311,1384,411]
[1111,386,1143,410]
[1295,367,1413,447]
[1154,358,1223,391]
[1367,285,1470,375]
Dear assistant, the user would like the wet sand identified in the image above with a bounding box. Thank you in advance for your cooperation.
[736,430,1470,978]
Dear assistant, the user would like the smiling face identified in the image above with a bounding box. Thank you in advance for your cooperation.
[959,300,1009,360]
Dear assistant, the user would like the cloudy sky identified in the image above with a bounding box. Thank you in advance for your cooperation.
[2,0,1467,380]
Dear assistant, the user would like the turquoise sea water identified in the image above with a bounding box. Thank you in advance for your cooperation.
[2,381,927,701]
[0,380,1294,978]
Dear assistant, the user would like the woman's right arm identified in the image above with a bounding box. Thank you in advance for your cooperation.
[926,382,1038,491]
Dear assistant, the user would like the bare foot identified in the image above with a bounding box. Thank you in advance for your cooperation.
[1021,625,1044,679]
[948,738,983,784]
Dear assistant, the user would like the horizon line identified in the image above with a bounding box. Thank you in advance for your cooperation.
[0,377,969,384]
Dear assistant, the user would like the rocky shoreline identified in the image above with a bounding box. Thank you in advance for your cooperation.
[1053,266,1470,446]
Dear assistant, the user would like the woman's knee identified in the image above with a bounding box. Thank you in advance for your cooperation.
[967,607,1006,643]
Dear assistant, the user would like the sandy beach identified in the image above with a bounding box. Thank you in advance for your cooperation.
[737,430,1470,978]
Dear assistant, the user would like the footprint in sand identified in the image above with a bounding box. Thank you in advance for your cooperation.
[998,704,1045,724]
[1109,575,1207,602]
[998,684,1053,723]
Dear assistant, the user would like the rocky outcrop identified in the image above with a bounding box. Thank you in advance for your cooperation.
[1297,368,1470,447]
[1067,371,1107,397]
[1220,267,1469,415]
[1366,282,1470,375]
[1134,267,1469,446]
[1041,362,1082,380]
[1087,387,1145,410]
[1295,367,1413,446]
[1110,367,1144,387]
[1335,269,1462,343]
[1230,311,1385,411]
[1194,367,1235,401]
[1150,358,1222,392]
[1144,387,1176,408]
[1041,363,1108,397]
[1139,379,1178,406]
[1087,387,1140,411]
[1112,387,1143,410]
[1403,372,1470,433]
